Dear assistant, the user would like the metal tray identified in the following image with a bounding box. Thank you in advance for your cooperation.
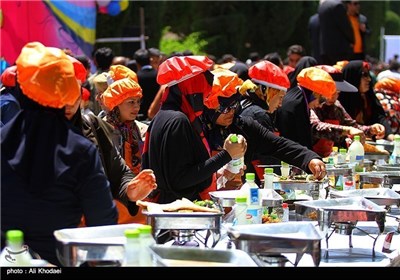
[227,221,323,266]
[294,197,386,233]
[142,209,222,231]
[149,245,258,266]
[209,189,283,208]
[54,224,142,267]
[376,164,400,171]
[367,139,394,153]
[358,171,400,189]
[330,188,400,207]
[364,152,390,162]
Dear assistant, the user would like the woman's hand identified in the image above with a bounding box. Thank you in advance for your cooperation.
[126,169,157,201]
[370,124,385,140]
[307,159,327,181]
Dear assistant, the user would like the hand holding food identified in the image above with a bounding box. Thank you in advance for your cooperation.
[369,123,385,139]
[125,169,157,202]
[307,159,327,181]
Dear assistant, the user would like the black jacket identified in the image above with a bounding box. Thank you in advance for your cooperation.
[318,0,354,65]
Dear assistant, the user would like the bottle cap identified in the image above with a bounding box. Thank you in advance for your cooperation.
[332,146,338,152]
[354,135,360,141]
[264,168,274,174]
[394,134,400,141]
[124,229,140,239]
[281,161,289,167]
[138,225,152,235]
[235,196,247,203]
[245,173,255,181]
[339,148,347,153]
[230,134,238,143]
[282,203,289,208]
[6,230,23,243]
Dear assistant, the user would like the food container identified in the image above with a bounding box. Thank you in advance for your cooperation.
[149,244,258,266]
[294,197,387,233]
[227,221,324,266]
[142,210,223,247]
[368,139,394,153]
[54,224,143,267]
[357,171,400,189]
[330,188,400,207]
[209,189,283,208]
[376,164,400,171]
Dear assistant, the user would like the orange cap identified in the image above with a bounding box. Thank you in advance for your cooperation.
[374,77,400,94]
[204,68,243,109]
[157,55,213,86]
[297,67,336,98]
[16,42,80,108]
[108,64,138,83]
[101,78,143,111]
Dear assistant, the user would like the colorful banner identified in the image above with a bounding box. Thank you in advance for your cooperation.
[0,0,97,67]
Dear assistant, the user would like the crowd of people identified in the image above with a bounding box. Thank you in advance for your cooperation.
[1,0,400,266]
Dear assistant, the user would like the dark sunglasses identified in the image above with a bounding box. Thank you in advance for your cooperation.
[361,71,370,78]
[313,93,327,104]
[217,101,240,114]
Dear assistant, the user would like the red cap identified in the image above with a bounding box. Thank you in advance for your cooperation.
[249,60,290,92]
[1,65,17,87]
[157,55,213,86]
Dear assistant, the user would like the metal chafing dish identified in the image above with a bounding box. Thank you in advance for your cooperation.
[54,224,143,267]
[367,139,394,153]
[209,189,283,208]
[294,197,387,258]
[357,171,400,189]
[274,178,327,201]
[227,221,324,267]
[330,188,400,207]
[143,210,223,248]
[149,244,258,266]
[376,164,400,171]
[364,152,390,163]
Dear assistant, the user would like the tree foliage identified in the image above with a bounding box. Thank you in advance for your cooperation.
[95,1,398,61]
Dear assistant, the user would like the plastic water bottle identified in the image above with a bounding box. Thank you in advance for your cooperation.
[389,134,400,164]
[281,203,289,222]
[138,225,156,266]
[225,134,244,174]
[0,230,33,266]
[280,161,290,178]
[263,168,274,190]
[241,173,262,224]
[123,229,141,267]
[328,146,338,165]
[234,196,248,225]
[337,148,347,164]
[348,135,364,172]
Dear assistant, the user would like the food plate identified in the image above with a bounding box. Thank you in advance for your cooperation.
[54,224,143,267]
[330,188,400,207]
[227,221,323,266]
[149,245,258,267]
[209,189,283,208]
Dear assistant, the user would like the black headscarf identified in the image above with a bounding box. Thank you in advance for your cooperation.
[1,92,80,193]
